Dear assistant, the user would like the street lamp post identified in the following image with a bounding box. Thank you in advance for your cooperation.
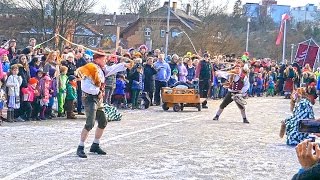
[246,17,251,52]
[165,0,171,58]
[290,44,295,63]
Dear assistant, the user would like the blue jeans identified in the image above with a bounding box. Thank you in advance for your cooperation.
[249,84,254,96]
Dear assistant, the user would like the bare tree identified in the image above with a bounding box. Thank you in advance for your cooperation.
[100,4,109,15]
[232,0,242,17]
[184,0,228,17]
[120,0,160,15]
[18,0,97,49]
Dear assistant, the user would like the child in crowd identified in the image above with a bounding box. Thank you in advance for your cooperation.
[57,66,68,117]
[46,68,57,119]
[130,65,143,109]
[2,54,10,78]
[254,73,264,97]
[39,73,51,120]
[266,76,275,97]
[168,68,178,87]
[0,81,6,124]
[19,78,38,121]
[114,74,127,108]
[65,75,77,119]
[6,64,22,122]
[31,69,43,120]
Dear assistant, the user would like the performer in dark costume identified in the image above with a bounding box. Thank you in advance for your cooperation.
[212,64,250,123]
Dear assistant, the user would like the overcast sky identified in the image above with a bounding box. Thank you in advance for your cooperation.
[94,0,320,14]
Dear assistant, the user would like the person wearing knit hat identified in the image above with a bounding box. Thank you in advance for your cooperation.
[18,77,38,121]
[65,75,77,119]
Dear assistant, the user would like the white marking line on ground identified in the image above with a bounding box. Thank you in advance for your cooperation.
[1,115,204,180]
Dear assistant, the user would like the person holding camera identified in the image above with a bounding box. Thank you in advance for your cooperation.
[292,139,320,179]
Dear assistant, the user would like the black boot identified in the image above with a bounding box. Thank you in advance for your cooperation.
[5,110,14,123]
[45,107,53,119]
[213,115,219,121]
[243,118,250,124]
[76,146,87,158]
[89,143,106,155]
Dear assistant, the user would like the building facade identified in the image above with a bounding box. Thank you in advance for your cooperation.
[243,3,260,18]
[291,4,318,25]
[121,2,201,51]
[267,4,290,24]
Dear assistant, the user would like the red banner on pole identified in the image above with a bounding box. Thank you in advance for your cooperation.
[276,14,290,45]
[305,46,319,68]
[296,44,308,66]
[295,43,319,68]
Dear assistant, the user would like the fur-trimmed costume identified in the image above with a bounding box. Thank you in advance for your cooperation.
[77,63,102,87]
[283,66,298,98]
[213,64,250,123]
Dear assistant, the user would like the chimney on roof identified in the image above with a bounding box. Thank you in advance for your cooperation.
[113,12,116,24]
[186,3,191,16]
[172,2,177,11]
[163,1,169,7]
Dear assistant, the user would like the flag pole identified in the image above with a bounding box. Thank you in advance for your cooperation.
[282,19,287,64]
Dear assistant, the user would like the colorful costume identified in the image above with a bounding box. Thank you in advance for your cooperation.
[283,67,297,98]
[285,98,314,146]
[213,64,250,123]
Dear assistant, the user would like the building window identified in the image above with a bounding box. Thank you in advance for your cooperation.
[171,28,180,38]
[160,30,165,38]
[144,27,151,37]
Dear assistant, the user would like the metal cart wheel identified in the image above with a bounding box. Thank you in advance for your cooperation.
[173,104,181,112]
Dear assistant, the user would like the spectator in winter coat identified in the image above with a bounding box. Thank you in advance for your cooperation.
[154,54,171,105]
[65,75,77,119]
[130,65,143,109]
[19,78,38,121]
[186,58,196,84]
[29,56,41,78]
[57,66,68,117]
[143,57,157,105]
[39,74,51,120]
[17,54,31,88]
[169,54,179,75]
[75,51,87,114]
[6,65,22,122]
[114,74,127,108]
[177,58,188,83]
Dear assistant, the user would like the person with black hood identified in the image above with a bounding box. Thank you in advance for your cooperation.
[143,57,157,105]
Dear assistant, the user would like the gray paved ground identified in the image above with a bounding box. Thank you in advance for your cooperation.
[1,97,319,180]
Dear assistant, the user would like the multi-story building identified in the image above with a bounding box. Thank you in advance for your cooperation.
[121,1,201,51]
[290,4,318,25]
[243,3,260,18]
[267,4,291,24]
[260,0,277,16]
